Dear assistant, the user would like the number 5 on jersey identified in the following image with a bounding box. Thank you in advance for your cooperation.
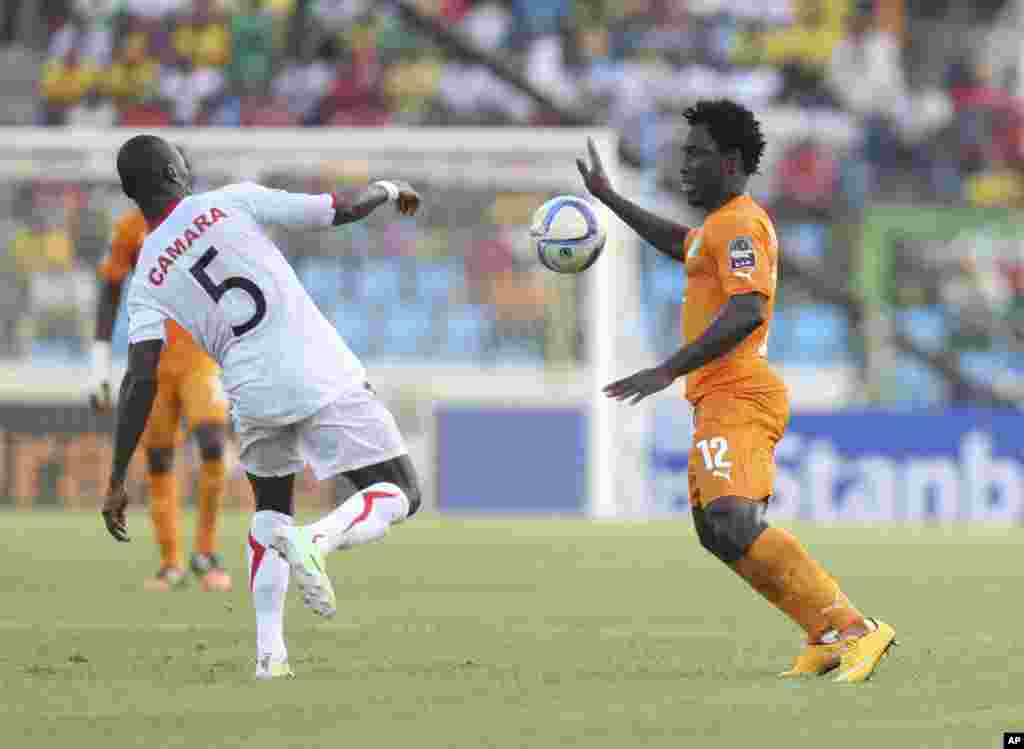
[696,437,732,481]
[190,246,267,337]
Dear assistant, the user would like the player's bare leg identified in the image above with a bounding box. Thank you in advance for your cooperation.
[190,422,231,592]
[247,473,296,678]
[693,496,895,681]
[143,447,186,591]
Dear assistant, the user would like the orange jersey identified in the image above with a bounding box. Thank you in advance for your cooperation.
[99,208,218,380]
[681,194,786,403]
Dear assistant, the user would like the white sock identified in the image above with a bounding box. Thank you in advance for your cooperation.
[303,482,410,553]
[248,510,292,661]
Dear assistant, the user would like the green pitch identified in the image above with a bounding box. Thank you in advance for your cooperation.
[2,511,1021,748]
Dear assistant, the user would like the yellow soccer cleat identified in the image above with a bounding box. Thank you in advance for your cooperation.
[779,639,846,678]
[832,618,897,683]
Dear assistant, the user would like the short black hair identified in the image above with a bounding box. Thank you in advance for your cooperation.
[683,99,767,175]
[116,134,179,199]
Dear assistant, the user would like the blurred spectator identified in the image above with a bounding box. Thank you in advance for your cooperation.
[826,7,909,183]
[173,0,231,69]
[310,0,371,35]
[121,0,188,21]
[159,46,227,125]
[272,36,336,124]
[102,28,161,116]
[315,37,391,125]
[39,45,100,124]
[230,0,275,95]
[383,48,443,124]
[774,138,838,218]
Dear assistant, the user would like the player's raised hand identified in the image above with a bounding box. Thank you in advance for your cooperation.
[89,380,113,412]
[101,483,131,542]
[393,180,420,216]
[577,137,612,200]
[603,366,675,405]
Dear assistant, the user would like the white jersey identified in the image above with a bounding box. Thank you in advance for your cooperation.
[126,182,366,428]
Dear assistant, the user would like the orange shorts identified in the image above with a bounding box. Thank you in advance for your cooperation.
[687,388,789,508]
[142,367,229,450]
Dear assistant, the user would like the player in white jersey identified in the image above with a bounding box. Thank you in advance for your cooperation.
[100,135,423,680]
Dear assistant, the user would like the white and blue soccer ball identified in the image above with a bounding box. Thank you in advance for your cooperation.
[530,195,606,274]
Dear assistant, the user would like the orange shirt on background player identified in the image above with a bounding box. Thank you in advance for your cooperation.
[681,194,786,402]
[98,207,218,380]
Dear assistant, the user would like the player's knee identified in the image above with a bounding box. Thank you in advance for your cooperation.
[346,454,422,519]
[193,423,225,461]
[147,447,175,474]
[697,496,769,564]
[403,482,422,518]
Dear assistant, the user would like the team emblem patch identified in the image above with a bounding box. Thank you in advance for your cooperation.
[728,236,756,270]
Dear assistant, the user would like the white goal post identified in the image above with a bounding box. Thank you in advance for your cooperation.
[0,127,649,518]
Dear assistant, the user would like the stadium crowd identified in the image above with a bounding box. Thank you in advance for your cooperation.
[4,0,1024,403]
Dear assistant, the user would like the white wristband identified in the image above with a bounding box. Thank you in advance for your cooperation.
[91,340,112,379]
[373,180,400,203]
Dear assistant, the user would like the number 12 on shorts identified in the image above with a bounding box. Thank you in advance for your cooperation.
[696,437,732,480]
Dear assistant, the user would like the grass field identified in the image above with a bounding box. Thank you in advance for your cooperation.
[2,510,1021,749]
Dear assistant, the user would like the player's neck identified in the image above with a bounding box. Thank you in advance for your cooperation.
[140,190,188,230]
[703,184,746,215]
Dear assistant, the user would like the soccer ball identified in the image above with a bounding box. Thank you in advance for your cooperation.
[530,195,606,274]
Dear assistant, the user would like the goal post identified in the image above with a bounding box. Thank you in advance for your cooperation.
[0,127,650,518]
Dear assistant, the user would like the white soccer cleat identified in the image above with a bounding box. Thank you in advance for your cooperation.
[255,654,295,680]
[270,525,337,619]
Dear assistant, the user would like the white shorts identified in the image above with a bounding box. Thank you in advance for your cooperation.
[237,387,407,480]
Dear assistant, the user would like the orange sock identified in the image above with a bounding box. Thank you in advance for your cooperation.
[148,471,181,569]
[731,527,865,641]
[194,458,226,556]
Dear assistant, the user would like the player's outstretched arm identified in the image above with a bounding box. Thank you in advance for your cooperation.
[101,339,163,542]
[577,137,689,262]
[333,180,421,226]
[603,293,765,405]
[89,279,122,412]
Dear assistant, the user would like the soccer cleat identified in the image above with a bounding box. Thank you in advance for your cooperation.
[270,526,337,619]
[143,566,187,591]
[832,618,897,683]
[779,639,846,678]
[255,655,295,680]
[190,552,233,592]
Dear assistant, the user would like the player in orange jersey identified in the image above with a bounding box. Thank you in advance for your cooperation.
[578,99,895,683]
[90,150,232,593]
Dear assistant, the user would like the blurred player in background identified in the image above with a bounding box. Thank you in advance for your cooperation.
[578,99,896,683]
[100,135,423,680]
[90,145,232,593]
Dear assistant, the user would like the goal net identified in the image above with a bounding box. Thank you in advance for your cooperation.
[0,127,649,517]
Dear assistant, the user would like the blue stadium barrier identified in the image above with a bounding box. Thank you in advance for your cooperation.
[959,349,1008,384]
[650,399,1024,522]
[891,354,947,405]
[417,262,462,304]
[361,260,404,305]
[329,303,371,357]
[296,256,343,311]
[790,304,849,363]
[437,404,586,514]
[443,305,492,361]
[492,336,543,365]
[897,305,947,352]
[379,301,436,358]
[648,262,685,306]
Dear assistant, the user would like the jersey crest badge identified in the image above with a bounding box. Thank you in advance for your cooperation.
[728,236,756,270]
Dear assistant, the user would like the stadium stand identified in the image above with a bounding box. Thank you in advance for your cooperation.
[2,0,1023,404]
